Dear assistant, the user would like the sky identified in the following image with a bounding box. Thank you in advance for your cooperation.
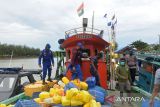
[0,0,160,51]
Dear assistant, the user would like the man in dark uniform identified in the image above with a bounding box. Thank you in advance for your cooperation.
[89,53,102,86]
[38,44,54,84]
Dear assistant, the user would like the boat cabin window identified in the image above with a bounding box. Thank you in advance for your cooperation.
[95,49,98,56]
[20,76,30,86]
[155,58,160,62]
[82,49,90,56]
[0,77,15,92]
[145,57,154,62]
[67,50,71,59]
[141,61,153,72]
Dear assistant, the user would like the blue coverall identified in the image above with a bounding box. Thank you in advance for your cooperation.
[67,64,83,81]
[38,49,54,80]
[68,48,83,81]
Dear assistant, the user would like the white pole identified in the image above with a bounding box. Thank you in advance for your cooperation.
[9,51,13,67]
[91,11,94,33]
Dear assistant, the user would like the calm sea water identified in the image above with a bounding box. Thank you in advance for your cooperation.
[0,58,58,79]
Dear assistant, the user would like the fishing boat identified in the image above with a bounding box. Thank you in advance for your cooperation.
[135,53,160,93]
[59,22,110,89]
[0,18,111,107]
[0,18,160,107]
[0,68,41,104]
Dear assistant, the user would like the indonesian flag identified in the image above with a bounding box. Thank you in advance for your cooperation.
[77,2,84,17]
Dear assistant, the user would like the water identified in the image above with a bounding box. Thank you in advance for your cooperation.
[0,58,58,79]
[0,58,39,69]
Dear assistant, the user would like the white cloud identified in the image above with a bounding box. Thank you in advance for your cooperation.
[0,0,160,50]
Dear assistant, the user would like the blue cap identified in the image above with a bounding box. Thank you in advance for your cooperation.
[45,43,51,49]
[77,42,83,48]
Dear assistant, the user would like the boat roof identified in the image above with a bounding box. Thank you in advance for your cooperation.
[137,54,160,66]
[62,27,109,48]
[116,45,136,54]
[0,68,41,75]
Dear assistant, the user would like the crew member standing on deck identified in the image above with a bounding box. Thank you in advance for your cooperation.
[127,52,137,85]
[38,44,54,84]
[116,58,131,104]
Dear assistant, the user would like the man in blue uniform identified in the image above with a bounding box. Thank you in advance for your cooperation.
[38,44,54,84]
[63,42,84,81]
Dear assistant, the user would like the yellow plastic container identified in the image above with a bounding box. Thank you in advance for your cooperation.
[66,88,79,99]
[61,96,71,106]
[52,95,62,104]
[24,84,49,97]
[6,105,14,107]
[53,84,61,89]
[58,88,65,96]
[35,80,57,88]
[80,82,88,90]
[96,102,101,107]
[0,104,7,107]
[81,90,92,103]
[73,92,83,101]
[62,77,70,84]
[34,98,42,104]
[83,102,90,107]
[50,88,64,97]
[49,88,57,96]
[90,100,98,107]
[71,99,83,106]
[39,91,50,100]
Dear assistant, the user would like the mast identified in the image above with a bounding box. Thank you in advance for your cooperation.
[91,11,94,33]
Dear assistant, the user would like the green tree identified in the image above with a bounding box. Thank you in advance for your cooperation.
[153,44,160,51]
[131,40,149,51]
[0,43,41,57]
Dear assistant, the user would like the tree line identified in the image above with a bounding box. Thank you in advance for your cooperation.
[131,40,160,52]
[0,43,41,58]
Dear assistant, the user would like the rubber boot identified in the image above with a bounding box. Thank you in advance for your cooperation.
[42,79,47,85]
[47,77,52,82]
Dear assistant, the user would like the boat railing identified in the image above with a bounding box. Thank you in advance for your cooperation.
[65,27,103,39]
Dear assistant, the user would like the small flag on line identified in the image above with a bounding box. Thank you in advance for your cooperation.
[112,14,115,20]
[114,18,117,25]
[77,2,84,17]
[107,22,112,26]
[104,13,107,18]
[111,24,114,30]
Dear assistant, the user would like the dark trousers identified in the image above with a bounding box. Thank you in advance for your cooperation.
[90,64,100,86]
[129,68,136,84]
[43,63,52,80]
